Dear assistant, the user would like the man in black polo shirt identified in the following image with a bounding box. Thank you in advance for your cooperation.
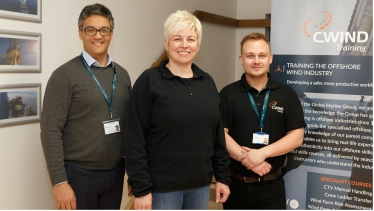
[220,32,306,209]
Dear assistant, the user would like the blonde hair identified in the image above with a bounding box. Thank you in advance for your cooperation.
[240,32,271,54]
[164,10,202,46]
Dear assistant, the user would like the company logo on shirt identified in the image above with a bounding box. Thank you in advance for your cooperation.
[269,101,284,113]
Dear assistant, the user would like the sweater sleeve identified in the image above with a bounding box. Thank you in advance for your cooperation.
[125,71,153,197]
[40,69,71,186]
[219,86,230,129]
[208,76,231,186]
[212,114,232,186]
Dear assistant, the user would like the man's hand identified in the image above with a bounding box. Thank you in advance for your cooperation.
[134,193,152,210]
[251,161,271,176]
[238,146,267,169]
[53,183,76,210]
[215,182,230,203]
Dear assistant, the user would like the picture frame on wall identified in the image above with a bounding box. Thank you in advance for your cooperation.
[0,29,41,73]
[0,83,41,127]
[0,0,41,23]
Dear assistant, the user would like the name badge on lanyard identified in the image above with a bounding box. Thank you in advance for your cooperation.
[253,132,269,145]
[248,89,270,145]
[103,118,121,135]
[80,54,120,135]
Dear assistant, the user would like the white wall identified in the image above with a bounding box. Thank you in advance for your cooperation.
[235,0,271,81]
[0,0,270,209]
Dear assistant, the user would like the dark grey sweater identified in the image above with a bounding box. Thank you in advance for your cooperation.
[40,56,131,185]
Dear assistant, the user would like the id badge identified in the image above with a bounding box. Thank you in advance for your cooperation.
[252,132,269,145]
[103,118,120,135]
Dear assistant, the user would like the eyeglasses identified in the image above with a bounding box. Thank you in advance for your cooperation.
[80,27,112,36]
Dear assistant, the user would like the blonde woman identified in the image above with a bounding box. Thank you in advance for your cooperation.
[126,10,231,210]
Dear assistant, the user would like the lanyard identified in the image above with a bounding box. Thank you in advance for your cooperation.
[247,89,270,132]
[80,54,117,118]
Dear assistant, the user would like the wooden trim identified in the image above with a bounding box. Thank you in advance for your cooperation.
[238,19,271,28]
[194,10,238,27]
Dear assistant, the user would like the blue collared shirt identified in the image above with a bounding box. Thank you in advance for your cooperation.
[81,50,114,68]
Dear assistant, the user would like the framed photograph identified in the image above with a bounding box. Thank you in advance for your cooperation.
[0,83,41,127]
[0,29,41,73]
[0,0,41,22]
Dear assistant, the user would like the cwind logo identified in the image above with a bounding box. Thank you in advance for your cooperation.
[303,10,333,38]
[269,101,284,113]
[303,11,368,43]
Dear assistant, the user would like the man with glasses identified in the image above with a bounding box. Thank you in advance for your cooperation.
[41,3,131,209]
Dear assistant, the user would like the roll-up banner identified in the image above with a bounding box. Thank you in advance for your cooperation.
[270,0,373,210]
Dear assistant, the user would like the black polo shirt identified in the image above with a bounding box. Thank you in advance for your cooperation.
[219,73,306,177]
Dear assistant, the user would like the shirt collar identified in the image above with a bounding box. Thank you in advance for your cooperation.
[240,73,278,92]
[160,60,205,79]
[82,50,113,68]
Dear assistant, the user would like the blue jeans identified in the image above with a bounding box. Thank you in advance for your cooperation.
[152,185,210,210]
[223,176,286,209]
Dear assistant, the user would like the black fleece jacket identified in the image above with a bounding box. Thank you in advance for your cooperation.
[125,60,231,197]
